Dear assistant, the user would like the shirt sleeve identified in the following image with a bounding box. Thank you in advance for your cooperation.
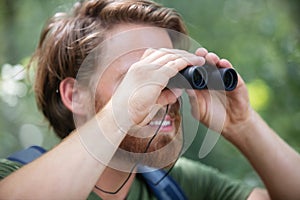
[169,157,255,200]
[0,159,22,180]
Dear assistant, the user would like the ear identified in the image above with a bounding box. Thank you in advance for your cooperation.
[59,77,87,116]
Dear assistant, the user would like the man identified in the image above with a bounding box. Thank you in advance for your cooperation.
[0,0,300,199]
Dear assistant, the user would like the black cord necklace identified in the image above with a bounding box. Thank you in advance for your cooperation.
[94,104,170,194]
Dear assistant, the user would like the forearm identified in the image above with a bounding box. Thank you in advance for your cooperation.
[0,103,126,199]
[0,133,103,199]
[227,109,300,200]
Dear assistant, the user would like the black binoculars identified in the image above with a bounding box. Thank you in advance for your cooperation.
[167,64,238,91]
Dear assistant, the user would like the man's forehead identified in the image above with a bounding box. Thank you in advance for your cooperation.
[104,25,172,56]
[95,25,173,71]
[107,25,173,49]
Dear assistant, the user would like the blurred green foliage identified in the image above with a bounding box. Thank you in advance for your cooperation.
[0,0,299,187]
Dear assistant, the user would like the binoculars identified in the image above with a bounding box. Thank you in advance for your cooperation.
[167,64,238,91]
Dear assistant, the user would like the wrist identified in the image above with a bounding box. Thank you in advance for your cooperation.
[222,108,259,146]
[77,101,128,164]
[98,100,134,134]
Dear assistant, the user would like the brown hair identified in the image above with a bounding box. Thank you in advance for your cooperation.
[30,0,187,139]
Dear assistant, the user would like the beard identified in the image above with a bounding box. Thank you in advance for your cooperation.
[108,100,183,171]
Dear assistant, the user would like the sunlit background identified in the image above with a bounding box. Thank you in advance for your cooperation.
[0,0,299,187]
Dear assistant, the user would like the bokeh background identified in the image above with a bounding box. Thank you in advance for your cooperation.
[0,0,299,187]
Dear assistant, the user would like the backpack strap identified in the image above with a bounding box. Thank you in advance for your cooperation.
[138,165,187,200]
[7,146,187,200]
[7,145,46,165]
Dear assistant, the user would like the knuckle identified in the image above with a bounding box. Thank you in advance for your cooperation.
[144,48,155,54]
[166,53,179,61]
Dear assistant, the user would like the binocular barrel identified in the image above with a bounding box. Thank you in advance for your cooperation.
[167,64,238,91]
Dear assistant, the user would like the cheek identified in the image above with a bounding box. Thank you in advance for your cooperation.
[94,81,113,112]
[94,76,122,112]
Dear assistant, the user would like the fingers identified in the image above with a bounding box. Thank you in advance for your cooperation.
[142,48,205,67]
[153,52,205,69]
[205,52,220,66]
[218,59,233,69]
[195,48,208,57]
[158,56,205,78]
[206,53,233,69]
[140,48,205,78]
[195,47,234,69]
[157,88,183,106]
[144,47,235,71]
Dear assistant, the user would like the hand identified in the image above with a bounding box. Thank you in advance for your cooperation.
[187,48,251,138]
[111,48,205,129]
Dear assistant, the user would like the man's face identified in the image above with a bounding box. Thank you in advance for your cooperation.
[92,24,183,169]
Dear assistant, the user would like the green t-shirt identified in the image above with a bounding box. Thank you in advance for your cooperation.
[0,157,254,200]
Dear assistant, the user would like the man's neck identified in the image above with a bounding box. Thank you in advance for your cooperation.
[93,167,136,200]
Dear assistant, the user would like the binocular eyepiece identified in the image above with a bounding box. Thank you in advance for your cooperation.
[167,64,238,91]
